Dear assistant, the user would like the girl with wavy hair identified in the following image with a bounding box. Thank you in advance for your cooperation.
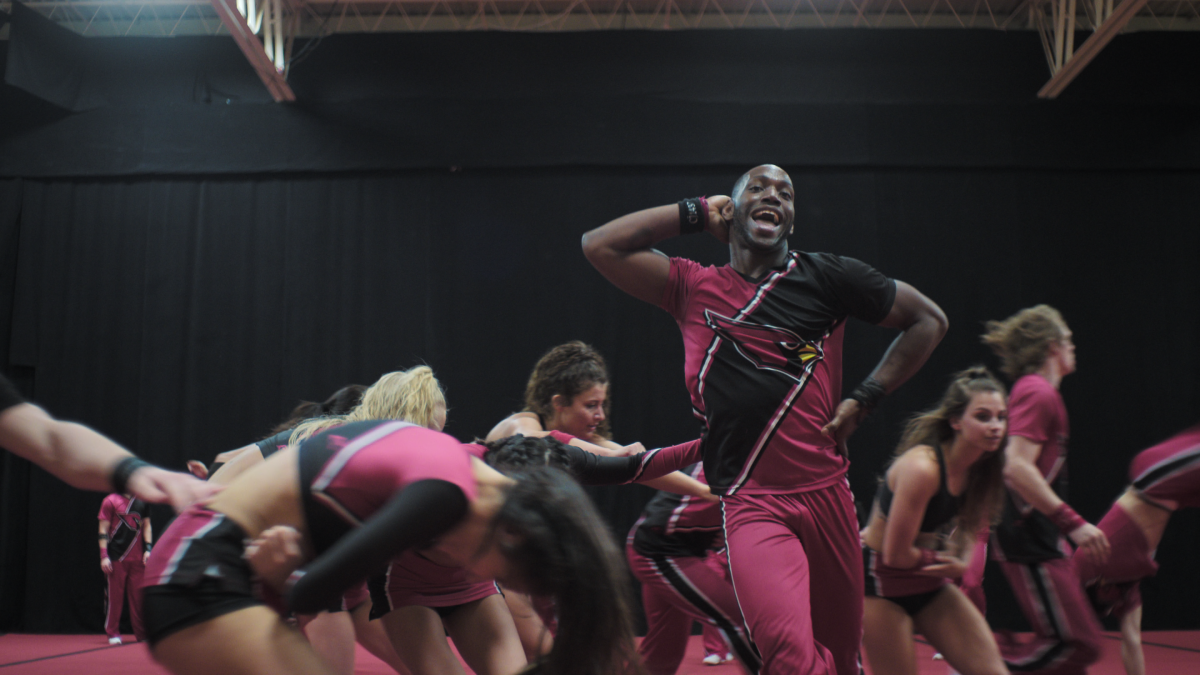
[858,367,1009,675]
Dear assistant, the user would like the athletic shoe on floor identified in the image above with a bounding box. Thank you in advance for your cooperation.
[108,637,122,645]
[703,653,734,665]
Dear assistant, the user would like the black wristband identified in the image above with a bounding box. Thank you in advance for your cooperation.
[678,197,708,235]
[110,456,152,495]
[848,377,887,414]
[144,543,153,554]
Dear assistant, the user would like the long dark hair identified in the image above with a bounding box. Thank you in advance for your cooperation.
[894,366,1007,532]
[523,341,612,439]
[494,467,644,675]
[481,434,574,474]
[268,384,367,435]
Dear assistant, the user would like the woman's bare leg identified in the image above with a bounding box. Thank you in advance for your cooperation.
[443,595,528,675]
[861,596,920,675]
[151,606,335,675]
[299,611,357,675]
[350,601,412,675]
[381,605,469,675]
[915,586,1006,675]
[501,588,553,661]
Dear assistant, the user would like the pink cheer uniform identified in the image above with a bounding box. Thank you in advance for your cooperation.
[142,421,478,644]
[369,440,499,619]
[863,443,959,613]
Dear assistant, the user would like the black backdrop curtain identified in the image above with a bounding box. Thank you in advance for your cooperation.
[1,168,1196,633]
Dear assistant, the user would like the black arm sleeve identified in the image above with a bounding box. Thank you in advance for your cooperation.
[564,445,643,485]
[0,373,25,414]
[565,439,701,486]
[287,479,469,614]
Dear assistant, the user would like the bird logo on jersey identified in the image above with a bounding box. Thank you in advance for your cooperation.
[118,511,143,531]
[704,310,824,384]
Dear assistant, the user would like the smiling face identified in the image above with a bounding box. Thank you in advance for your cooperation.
[951,390,1008,453]
[729,165,795,253]
[549,383,607,442]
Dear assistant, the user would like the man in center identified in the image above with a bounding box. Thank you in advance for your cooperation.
[582,165,947,675]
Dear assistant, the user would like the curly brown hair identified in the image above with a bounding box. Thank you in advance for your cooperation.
[523,341,611,439]
[980,305,1066,380]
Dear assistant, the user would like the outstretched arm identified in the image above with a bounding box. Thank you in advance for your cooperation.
[581,197,730,306]
[0,402,220,511]
[565,439,703,486]
[822,281,948,454]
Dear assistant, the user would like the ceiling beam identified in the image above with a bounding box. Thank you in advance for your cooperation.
[1038,0,1150,98]
[210,0,295,102]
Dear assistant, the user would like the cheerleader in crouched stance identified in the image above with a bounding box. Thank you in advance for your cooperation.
[859,368,1010,675]
[141,420,644,675]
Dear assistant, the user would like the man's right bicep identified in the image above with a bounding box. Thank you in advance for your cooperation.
[586,245,672,307]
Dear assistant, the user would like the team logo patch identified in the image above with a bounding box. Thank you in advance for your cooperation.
[118,511,143,530]
[704,310,823,384]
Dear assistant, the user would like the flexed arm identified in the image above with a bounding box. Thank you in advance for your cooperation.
[582,197,730,305]
[822,281,948,455]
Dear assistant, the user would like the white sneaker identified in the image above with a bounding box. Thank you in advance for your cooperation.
[108,637,122,646]
[703,654,722,666]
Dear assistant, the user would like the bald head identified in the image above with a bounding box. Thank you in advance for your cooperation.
[733,164,791,199]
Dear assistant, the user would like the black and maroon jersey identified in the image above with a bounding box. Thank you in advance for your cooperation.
[660,251,895,495]
[0,373,24,414]
[631,464,722,558]
[99,493,150,562]
[993,374,1071,563]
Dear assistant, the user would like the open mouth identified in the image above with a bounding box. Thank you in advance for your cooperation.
[750,208,782,230]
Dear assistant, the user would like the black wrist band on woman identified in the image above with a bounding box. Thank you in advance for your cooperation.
[110,456,152,495]
[678,197,708,235]
[848,377,887,414]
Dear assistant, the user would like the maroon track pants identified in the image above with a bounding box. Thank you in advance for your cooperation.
[105,556,145,640]
[722,481,863,675]
[997,555,1103,675]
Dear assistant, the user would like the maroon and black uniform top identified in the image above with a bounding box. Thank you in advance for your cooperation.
[660,251,895,495]
[993,374,1071,563]
[99,493,150,562]
[631,464,722,558]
